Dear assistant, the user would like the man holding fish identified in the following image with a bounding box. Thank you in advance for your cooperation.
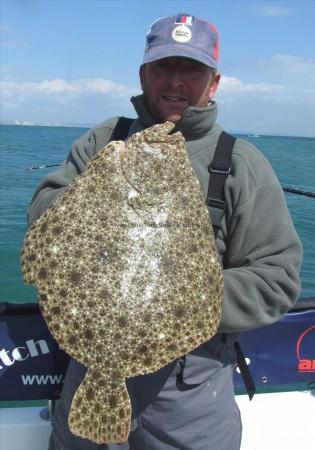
[27,12,302,450]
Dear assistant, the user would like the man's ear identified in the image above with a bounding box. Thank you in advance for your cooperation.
[210,73,221,98]
[139,65,146,91]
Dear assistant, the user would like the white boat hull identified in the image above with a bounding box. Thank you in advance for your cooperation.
[1,391,314,450]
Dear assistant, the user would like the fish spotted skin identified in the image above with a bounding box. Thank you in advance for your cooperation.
[21,121,223,444]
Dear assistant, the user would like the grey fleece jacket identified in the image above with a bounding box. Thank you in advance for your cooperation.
[28,94,302,335]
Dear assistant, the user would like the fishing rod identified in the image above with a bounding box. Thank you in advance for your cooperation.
[26,163,315,199]
[282,187,315,199]
[26,163,61,171]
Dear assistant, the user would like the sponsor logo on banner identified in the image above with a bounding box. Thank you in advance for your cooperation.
[296,324,315,372]
[21,373,64,386]
[0,338,50,370]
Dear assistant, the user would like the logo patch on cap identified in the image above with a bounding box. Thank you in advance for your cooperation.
[175,14,194,26]
[172,24,192,43]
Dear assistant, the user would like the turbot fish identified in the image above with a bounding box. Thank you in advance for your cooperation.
[21,122,223,444]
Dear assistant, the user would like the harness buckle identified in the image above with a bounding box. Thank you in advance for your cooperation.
[209,161,231,175]
[207,197,226,210]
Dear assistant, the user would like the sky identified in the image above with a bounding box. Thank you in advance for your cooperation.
[1,0,315,137]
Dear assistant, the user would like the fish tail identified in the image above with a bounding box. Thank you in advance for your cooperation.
[68,369,131,444]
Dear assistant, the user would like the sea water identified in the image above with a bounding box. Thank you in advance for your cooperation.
[0,125,314,302]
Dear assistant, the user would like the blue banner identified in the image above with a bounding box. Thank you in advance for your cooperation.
[234,305,315,393]
[0,301,314,401]
[0,303,69,401]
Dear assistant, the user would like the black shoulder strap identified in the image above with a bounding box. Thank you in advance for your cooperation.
[206,131,236,238]
[111,116,134,141]
[207,131,256,400]
[234,342,256,400]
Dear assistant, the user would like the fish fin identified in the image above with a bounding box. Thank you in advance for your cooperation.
[68,369,131,444]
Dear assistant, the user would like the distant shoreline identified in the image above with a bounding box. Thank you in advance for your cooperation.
[1,122,314,139]
[0,121,93,129]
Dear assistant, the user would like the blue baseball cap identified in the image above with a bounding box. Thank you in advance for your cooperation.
[143,13,219,69]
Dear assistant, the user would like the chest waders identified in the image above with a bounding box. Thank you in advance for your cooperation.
[112,117,256,400]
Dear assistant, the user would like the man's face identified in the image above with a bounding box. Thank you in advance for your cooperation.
[139,57,220,124]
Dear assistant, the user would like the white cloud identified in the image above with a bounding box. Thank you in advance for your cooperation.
[262,5,294,17]
[216,75,286,104]
[215,69,315,107]
[268,54,315,76]
[0,24,15,33]
[218,75,284,94]
[252,4,295,17]
[1,40,28,48]
[83,79,135,96]
[216,65,315,136]
[2,75,287,111]
[0,22,27,47]
[257,54,315,98]
[0,65,12,75]
[1,71,314,136]
[0,78,139,106]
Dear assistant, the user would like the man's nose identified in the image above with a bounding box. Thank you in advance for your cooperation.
[166,70,185,89]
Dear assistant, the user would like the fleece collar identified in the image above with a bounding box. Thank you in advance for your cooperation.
[130,94,218,141]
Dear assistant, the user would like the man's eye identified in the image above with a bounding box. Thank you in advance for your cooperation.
[188,64,202,74]
[156,63,169,71]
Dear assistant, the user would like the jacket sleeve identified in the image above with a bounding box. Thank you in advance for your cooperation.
[217,141,303,333]
[27,119,117,225]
